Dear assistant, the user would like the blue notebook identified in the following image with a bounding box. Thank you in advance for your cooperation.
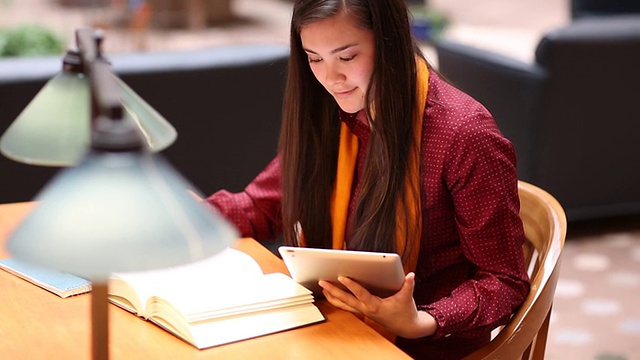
[0,258,91,298]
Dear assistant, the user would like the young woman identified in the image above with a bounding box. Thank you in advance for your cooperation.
[208,0,530,358]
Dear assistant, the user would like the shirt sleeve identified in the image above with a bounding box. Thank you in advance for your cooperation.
[421,112,530,339]
[206,157,283,241]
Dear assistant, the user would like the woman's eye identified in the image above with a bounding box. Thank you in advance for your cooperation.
[340,55,356,62]
[308,57,322,63]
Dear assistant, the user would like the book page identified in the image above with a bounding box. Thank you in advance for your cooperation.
[180,303,325,349]
[109,248,263,316]
[145,273,322,348]
[150,272,313,323]
[109,248,324,349]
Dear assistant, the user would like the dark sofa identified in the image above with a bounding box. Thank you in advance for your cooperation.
[435,15,640,221]
[570,0,640,19]
[0,43,289,203]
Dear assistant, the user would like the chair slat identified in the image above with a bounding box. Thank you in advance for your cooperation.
[463,181,567,359]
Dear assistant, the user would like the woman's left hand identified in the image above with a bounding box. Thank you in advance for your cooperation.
[318,272,437,339]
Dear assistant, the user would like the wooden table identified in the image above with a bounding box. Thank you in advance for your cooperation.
[0,202,410,359]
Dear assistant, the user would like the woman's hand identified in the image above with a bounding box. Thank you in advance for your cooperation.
[318,272,437,339]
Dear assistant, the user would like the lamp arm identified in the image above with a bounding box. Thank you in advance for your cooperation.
[76,28,99,64]
[90,60,124,122]
[75,28,124,123]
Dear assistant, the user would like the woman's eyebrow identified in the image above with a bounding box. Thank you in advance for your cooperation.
[303,44,357,55]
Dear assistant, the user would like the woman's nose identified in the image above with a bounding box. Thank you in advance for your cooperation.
[325,63,345,84]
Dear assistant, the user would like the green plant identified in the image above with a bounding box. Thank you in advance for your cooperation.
[0,24,65,57]
[409,5,450,42]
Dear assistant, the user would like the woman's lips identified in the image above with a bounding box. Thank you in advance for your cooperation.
[333,88,356,98]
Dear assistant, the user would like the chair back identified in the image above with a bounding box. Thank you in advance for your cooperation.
[464,181,567,360]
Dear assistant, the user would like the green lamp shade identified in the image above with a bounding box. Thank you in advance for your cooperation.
[117,77,177,152]
[0,72,177,166]
[7,149,237,280]
[0,71,90,166]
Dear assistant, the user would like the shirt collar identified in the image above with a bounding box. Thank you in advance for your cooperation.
[339,109,370,141]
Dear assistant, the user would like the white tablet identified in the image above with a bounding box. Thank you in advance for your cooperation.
[278,246,405,298]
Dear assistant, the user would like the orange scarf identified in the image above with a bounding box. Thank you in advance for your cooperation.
[298,59,428,271]
[329,59,428,273]
[298,59,429,342]
[334,59,429,342]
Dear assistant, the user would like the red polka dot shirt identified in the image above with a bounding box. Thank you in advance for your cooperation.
[208,70,530,359]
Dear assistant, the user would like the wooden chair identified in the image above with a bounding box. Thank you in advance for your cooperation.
[464,181,567,360]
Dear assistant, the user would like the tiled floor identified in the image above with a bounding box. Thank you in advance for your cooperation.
[4,1,638,359]
[553,219,640,360]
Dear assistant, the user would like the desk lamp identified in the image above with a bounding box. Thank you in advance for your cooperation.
[2,29,238,360]
[0,29,177,166]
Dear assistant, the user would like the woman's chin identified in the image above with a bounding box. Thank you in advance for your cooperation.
[335,101,364,115]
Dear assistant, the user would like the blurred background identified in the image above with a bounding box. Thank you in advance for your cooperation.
[0,0,568,60]
[2,1,639,359]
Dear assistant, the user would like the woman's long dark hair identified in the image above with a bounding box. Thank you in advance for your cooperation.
[280,0,422,256]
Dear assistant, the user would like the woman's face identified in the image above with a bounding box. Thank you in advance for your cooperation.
[300,10,375,114]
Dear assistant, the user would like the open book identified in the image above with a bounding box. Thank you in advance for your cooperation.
[108,247,325,349]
